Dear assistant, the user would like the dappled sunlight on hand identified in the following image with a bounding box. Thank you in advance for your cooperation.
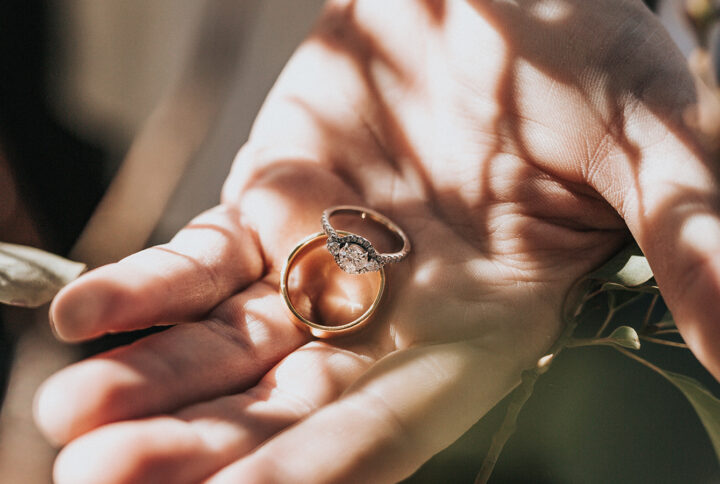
[34,1,720,483]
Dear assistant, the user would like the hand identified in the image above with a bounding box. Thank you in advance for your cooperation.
[35,1,720,482]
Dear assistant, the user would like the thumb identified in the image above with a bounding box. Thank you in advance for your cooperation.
[591,83,720,380]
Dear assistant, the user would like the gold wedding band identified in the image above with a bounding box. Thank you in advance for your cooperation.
[280,232,386,338]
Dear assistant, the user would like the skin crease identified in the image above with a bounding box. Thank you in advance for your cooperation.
[32,0,720,483]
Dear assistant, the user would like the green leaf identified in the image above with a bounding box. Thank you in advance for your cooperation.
[618,349,720,463]
[589,242,655,288]
[607,326,641,350]
[0,242,86,308]
[600,280,659,294]
[566,326,641,350]
[661,370,720,462]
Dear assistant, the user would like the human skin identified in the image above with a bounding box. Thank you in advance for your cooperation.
[34,0,720,482]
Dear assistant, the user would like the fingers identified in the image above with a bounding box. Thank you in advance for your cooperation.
[51,341,374,484]
[50,205,264,341]
[206,341,521,484]
[588,77,720,379]
[35,282,308,445]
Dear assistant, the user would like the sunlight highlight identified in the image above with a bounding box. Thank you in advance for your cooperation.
[529,0,572,22]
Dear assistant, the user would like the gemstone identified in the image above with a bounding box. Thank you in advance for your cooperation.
[335,243,370,274]
[363,259,382,272]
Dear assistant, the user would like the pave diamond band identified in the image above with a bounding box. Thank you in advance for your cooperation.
[322,205,411,274]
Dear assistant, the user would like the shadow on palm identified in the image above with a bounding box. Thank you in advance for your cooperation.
[37,2,720,483]
[248,0,713,365]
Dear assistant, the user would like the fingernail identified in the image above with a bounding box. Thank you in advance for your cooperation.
[33,378,68,448]
[48,285,107,342]
[48,301,61,340]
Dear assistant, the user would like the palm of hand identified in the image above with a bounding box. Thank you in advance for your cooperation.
[36,1,715,483]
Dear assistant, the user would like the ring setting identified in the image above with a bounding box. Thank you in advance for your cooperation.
[280,205,410,337]
[326,234,382,274]
[322,205,411,274]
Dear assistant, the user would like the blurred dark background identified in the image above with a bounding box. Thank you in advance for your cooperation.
[0,0,108,416]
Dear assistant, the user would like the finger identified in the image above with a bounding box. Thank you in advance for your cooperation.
[51,341,374,484]
[588,73,720,379]
[50,204,264,341]
[35,282,308,445]
[206,341,522,484]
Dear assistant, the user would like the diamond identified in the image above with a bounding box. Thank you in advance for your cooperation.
[334,243,370,274]
[363,259,382,272]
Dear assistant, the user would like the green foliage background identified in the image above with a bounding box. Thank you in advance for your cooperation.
[405,245,720,483]
[408,340,717,483]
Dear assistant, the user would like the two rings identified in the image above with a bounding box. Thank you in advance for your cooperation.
[280,205,411,338]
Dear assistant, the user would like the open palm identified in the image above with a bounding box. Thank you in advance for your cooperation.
[36,1,720,483]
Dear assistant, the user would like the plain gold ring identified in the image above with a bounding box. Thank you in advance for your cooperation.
[280,231,386,338]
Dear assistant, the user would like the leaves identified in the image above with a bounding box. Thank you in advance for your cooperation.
[618,347,720,463]
[567,326,641,350]
[661,370,720,461]
[482,237,720,481]
[583,243,719,461]
[607,326,641,350]
[588,242,658,293]
[600,281,660,294]
[0,242,86,308]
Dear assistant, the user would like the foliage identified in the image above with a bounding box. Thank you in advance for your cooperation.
[476,242,720,483]
[0,242,85,308]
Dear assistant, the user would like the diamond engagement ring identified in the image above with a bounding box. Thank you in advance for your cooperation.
[280,232,385,338]
[322,205,411,274]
